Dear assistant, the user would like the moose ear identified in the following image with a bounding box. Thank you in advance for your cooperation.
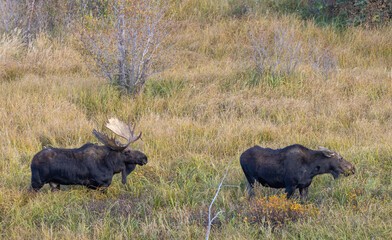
[318,146,335,158]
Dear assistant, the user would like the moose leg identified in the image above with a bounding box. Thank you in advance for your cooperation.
[86,183,108,193]
[89,186,108,194]
[299,187,308,202]
[285,185,296,199]
[49,182,60,191]
[29,182,44,192]
[243,172,256,198]
[86,185,98,190]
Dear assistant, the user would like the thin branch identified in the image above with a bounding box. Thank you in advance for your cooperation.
[205,160,233,240]
[77,0,169,94]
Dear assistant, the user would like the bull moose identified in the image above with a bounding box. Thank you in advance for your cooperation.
[240,144,355,200]
[29,118,147,192]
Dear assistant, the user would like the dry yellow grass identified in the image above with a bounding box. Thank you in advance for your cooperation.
[1,7,392,239]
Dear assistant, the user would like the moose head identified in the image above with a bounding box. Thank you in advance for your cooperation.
[93,118,148,184]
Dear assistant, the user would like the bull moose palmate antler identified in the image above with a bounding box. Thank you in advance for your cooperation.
[93,117,142,151]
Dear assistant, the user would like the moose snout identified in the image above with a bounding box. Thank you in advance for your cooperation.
[142,157,148,165]
[348,164,355,175]
[343,166,355,177]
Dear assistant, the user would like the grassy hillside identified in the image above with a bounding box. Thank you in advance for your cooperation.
[1,2,392,239]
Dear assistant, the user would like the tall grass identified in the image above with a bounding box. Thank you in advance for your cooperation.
[1,4,392,239]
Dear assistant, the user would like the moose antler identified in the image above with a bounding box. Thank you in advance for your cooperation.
[93,117,142,151]
[105,117,142,143]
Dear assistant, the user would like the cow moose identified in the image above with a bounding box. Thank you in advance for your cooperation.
[29,118,148,192]
[240,144,355,200]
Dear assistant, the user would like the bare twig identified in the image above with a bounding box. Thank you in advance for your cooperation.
[249,24,302,77]
[78,0,170,94]
[205,160,234,240]
[0,0,82,41]
[308,40,337,81]
[0,0,22,33]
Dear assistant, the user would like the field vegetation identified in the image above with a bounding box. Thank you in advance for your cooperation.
[0,0,392,239]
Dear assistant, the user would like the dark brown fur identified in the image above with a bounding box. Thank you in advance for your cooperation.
[240,144,355,200]
[29,143,147,192]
